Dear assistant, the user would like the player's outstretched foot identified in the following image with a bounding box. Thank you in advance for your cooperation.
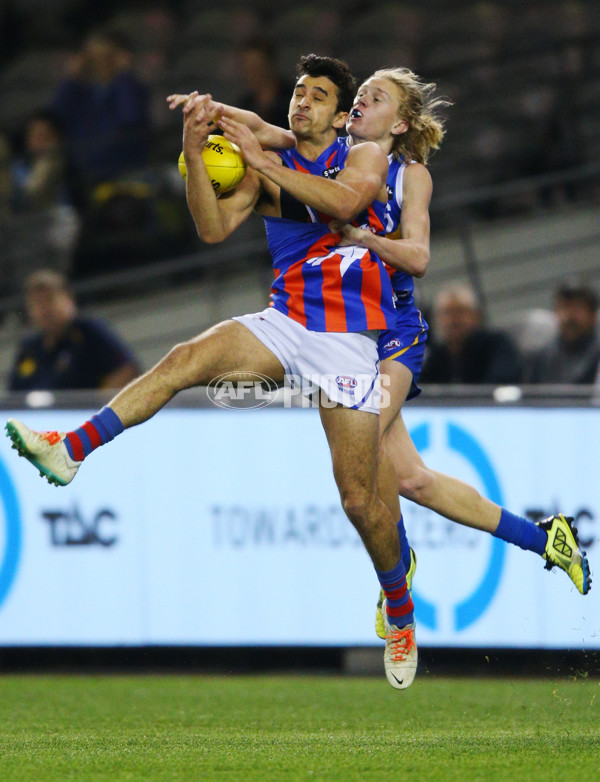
[5,419,80,486]
[537,514,592,595]
[382,600,417,690]
[375,548,417,640]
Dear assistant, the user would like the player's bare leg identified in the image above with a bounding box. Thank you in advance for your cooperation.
[376,439,402,530]
[380,359,591,594]
[109,320,284,427]
[319,400,417,688]
[6,320,285,485]
[380,360,501,531]
[319,402,399,570]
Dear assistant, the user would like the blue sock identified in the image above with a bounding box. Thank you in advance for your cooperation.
[397,515,412,572]
[493,508,547,555]
[64,406,124,461]
[376,559,414,628]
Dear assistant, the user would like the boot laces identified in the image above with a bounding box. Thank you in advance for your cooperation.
[387,627,415,662]
[41,431,61,445]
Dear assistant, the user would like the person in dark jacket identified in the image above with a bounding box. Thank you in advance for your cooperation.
[9,269,140,391]
[237,36,294,132]
[524,282,600,385]
[420,283,521,384]
[51,29,150,186]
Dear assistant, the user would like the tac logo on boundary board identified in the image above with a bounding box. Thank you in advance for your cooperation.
[410,421,506,632]
[0,455,22,610]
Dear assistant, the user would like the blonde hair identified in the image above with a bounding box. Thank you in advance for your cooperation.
[371,67,450,164]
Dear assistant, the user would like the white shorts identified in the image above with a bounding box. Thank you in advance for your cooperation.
[234,307,381,414]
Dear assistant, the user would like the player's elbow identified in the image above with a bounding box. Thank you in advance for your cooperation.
[412,251,430,278]
[406,244,429,278]
[332,195,363,222]
[198,230,223,245]
[335,177,382,221]
[195,223,226,244]
[333,205,356,222]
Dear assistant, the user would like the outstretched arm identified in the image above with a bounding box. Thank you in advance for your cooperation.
[182,96,262,243]
[334,163,432,278]
[217,107,294,150]
[220,117,388,222]
[167,91,295,149]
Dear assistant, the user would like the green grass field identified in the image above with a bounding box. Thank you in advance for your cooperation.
[0,674,598,781]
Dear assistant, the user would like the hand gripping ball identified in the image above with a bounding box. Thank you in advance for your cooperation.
[178,135,246,195]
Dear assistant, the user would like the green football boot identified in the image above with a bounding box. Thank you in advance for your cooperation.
[537,514,591,595]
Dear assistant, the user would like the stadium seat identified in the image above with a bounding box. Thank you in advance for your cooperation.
[167,48,238,102]
[108,8,177,53]
[269,6,341,48]
[179,8,262,47]
[0,49,68,89]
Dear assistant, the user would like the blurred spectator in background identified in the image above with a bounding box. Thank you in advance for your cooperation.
[237,36,293,131]
[524,282,600,384]
[50,28,158,278]
[3,111,80,294]
[51,28,150,188]
[420,283,522,384]
[10,110,77,213]
[9,269,140,392]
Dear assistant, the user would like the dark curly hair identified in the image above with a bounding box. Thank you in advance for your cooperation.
[295,54,356,114]
[555,280,598,312]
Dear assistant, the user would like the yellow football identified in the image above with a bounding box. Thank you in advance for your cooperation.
[178,135,246,194]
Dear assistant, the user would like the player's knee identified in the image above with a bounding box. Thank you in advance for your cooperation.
[158,341,197,386]
[397,466,435,504]
[165,340,191,368]
[340,485,376,526]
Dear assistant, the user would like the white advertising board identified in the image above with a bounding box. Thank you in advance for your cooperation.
[0,406,597,648]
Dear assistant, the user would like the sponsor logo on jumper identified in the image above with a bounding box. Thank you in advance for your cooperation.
[394,289,411,301]
[322,166,340,178]
[383,338,403,351]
